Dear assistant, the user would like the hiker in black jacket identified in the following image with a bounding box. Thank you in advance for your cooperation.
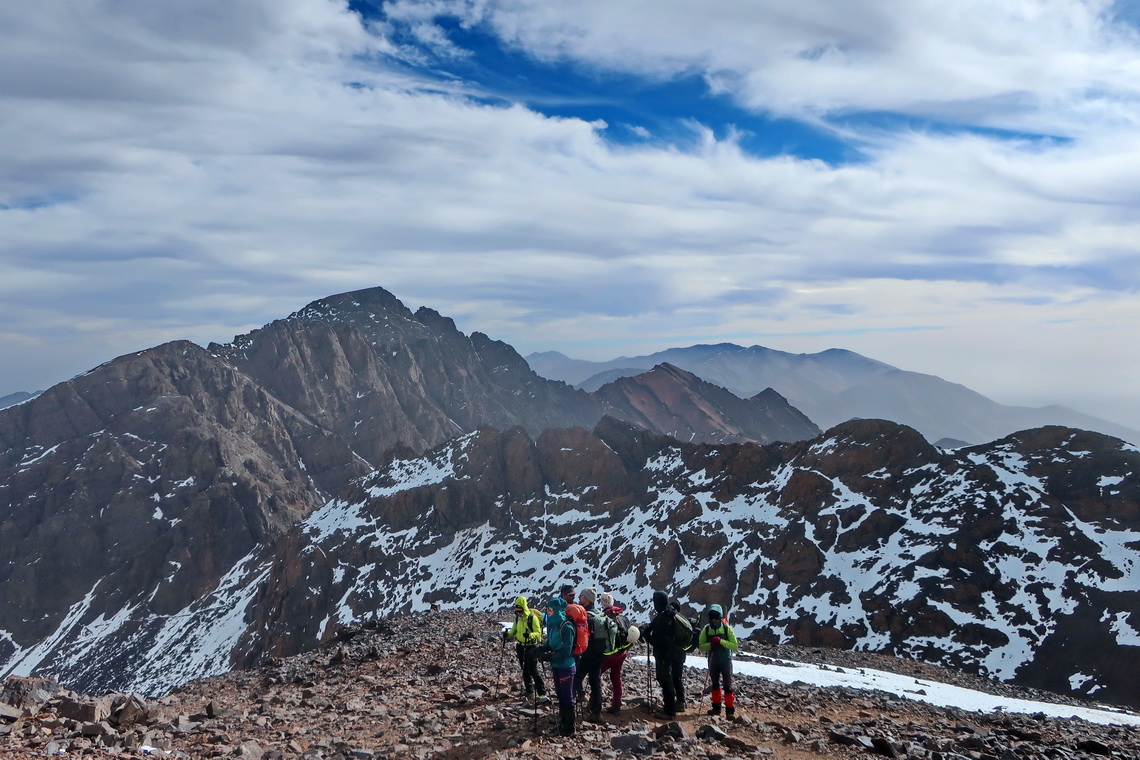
[668,599,689,711]
[643,590,682,717]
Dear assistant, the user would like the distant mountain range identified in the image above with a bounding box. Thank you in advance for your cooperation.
[0,391,40,411]
[527,345,1140,446]
[1,286,1137,713]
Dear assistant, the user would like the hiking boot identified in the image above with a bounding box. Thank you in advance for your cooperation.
[606,705,620,715]
[585,711,603,723]
[725,707,736,720]
[535,695,551,706]
[707,703,722,716]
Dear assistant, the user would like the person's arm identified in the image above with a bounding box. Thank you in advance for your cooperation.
[698,625,711,652]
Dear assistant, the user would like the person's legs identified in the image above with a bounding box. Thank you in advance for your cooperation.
[553,665,577,736]
[515,645,531,695]
[654,651,676,715]
[708,660,725,715]
[522,646,545,696]
[724,660,736,719]
[586,657,603,716]
[672,649,686,710]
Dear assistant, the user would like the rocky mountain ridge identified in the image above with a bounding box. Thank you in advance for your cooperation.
[0,288,824,698]
[526,345,1140,446]
[2,611,1138,760]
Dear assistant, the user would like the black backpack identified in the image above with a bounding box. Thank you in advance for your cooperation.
[608,613,632,653]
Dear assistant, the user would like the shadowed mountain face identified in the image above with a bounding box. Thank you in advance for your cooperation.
[527,345,1140,446]
[0,287,817,694]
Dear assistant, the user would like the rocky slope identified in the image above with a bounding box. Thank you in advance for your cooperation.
[2,611,1138,760]
[527,345,1140,446]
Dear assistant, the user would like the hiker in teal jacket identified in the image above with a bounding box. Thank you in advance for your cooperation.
[541,597,578,736]
[697,604,739,718]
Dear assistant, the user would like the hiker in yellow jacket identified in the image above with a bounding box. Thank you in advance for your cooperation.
[697,604,739,718]
[503,596,550,704]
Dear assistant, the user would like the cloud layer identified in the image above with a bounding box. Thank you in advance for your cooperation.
[1,0,1139,429]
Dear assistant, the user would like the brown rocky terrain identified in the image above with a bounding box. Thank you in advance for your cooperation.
[2,611,1138,760]
[594,364,820,445]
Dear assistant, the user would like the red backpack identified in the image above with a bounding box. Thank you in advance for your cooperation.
[565,604,590,656]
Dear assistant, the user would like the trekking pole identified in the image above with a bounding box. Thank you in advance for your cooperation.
[497,639,506,691]
[646,642,654,714]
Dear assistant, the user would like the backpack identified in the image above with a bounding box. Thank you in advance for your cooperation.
[570,618,589,656]
[610,613,632,652]
[564,603,590,657]
[672,612,694,650]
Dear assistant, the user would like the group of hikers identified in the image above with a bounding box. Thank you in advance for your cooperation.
[501,584,739,737]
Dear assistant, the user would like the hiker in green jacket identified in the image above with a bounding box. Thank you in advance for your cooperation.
[697,604,739,718]
[503,596,550,704]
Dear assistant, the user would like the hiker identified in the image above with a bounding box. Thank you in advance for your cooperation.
[574,587,606,721]
[502,596,549,704]
[599,601,637,714]
[698,604,739,718]
[643,590,684,717]
[668,599,692,711]
[539,597,579,737]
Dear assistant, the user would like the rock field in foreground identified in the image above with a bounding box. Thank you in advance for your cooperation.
[2,611,1137,760]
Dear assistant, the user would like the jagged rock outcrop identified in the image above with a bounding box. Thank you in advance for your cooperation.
[594,363,820,445]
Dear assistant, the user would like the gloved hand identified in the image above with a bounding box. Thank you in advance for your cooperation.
[710,636,721,646]
[502,629,510,643]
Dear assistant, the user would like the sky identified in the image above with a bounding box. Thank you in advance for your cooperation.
[2,1,1140,429]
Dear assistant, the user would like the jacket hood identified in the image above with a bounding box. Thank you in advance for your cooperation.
[566,603,587,624]
[548,596,567,615]
[708,604,724,617]
[652,591,668,612]
[513,596,529,612]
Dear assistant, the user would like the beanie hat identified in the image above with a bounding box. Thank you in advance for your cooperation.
[580,587,597,605]
[598,592,614,608]
[652,590,668,612]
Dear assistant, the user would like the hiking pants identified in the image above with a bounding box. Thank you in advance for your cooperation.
[672,648,687,708]
[599,650,629,708]
[709,657,733,694]
[515,643,545,696]
[653,647,679,715]
[574,651,604,715]
[552,665,576,709]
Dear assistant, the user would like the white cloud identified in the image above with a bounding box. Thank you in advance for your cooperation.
[409,0,1140,133]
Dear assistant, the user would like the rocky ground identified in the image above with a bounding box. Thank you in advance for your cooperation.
[2,611,1138,760]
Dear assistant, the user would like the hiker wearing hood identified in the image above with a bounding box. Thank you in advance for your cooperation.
[541,597,579,736]
[698,604,739,718]
[503,596,549,703]
[643,590,683,717]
